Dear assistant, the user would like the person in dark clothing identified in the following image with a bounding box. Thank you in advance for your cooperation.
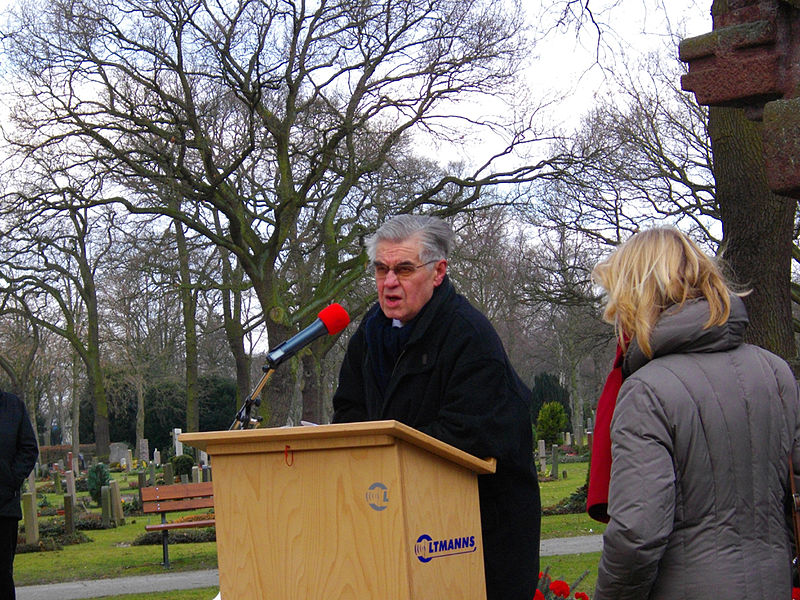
[0,388,39,600]
[332,214,540,600]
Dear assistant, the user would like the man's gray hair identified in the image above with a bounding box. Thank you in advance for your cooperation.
[366,214,455,263]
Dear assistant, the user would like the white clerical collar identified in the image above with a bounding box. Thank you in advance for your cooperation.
[392,319,404,328]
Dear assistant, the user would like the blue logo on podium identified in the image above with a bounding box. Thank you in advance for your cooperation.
[366,482,389,511]
[414,533,477,563]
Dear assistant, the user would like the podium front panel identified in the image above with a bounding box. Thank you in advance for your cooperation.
[213,443,410,599]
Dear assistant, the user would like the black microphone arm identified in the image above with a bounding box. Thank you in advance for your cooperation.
[229,365,274,430]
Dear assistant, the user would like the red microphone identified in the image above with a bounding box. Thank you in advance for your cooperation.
[265,303,350,368]
[318,303,350,335]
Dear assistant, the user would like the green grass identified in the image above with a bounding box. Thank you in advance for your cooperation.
[19,461,602,598]
[14,518,218,586]
[541,552,601,596]
[93,588,218,600]
[539,460,588,507]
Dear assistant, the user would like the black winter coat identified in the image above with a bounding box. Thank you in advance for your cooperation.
[333,277,540,600]
[0,391,39,520]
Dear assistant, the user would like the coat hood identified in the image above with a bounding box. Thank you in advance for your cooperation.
[622,294,749,378]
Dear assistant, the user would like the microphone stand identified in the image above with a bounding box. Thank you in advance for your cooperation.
[229,365,275,430]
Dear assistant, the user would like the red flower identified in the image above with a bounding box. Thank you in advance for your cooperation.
[575,593,590,600]
[549,580,571,598]
[792,587,800,600]
[534,590,545,600]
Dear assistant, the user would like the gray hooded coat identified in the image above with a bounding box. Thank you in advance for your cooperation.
[594,295,800,600]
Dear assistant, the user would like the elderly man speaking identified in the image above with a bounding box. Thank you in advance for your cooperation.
[332,214,540,600]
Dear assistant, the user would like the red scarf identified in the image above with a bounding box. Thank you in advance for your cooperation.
[586,343,625,523]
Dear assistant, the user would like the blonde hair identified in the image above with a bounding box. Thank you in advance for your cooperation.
[592,227,735,358]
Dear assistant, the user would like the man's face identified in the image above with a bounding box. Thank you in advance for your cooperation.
[373,237,446,324]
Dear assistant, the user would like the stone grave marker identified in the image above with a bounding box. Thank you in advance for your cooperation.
[64,495,75,535]
[137,438,150,462]
[22,492,38,545]
[109,442,128,466]
[109,479,125,526]
[101,486,111,528]
[164,462,174,484]
[65,470,77,504]
[551,444,560,480]
[537,439,547,474]
[172,428,183,457]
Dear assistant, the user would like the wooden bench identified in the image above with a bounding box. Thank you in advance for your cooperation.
[142,481,215,568]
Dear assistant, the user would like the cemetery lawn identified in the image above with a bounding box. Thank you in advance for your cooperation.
[16,460,602,595]
[14,517,218,585]
[95,588,219,600]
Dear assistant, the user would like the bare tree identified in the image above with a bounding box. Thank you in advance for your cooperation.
[533,48,715,249]
[0,294,42,443]
[2,0,571,423]
[0,191,120,456]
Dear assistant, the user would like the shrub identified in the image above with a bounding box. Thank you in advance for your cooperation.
[75,513,113,530]
[122,495,142,515]
[537,402,568,447]
[86,463,111,505]
[132,528,215,546]
[170,454,195,478]
[16,520,92,554]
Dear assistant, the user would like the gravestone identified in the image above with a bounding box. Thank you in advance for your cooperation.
[65,470,77,504]
[551,444,560,480]
[109,442,128,466]
[191,466,200,484]
[164,462,174,484]
[52,471,62,495]
[126,449,134,472]
[153,448,161,467]
[202,465,212,482]
[136,438,150,462]
[109,480,125,526]
[565,432,572,447]
[537,439,547,474]
[199,451,208,467]
[172,428,183,457]
[101,486,111,528]
[22,492,38,545]
[64,495,75,535]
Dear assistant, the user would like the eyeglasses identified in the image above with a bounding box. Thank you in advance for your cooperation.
[371,260,438,279]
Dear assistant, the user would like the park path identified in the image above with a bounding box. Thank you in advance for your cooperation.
[16,535,603,600]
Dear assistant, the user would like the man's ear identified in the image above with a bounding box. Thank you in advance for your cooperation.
[433,259,447,286]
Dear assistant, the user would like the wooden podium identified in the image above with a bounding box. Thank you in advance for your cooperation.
[179,420,495,600]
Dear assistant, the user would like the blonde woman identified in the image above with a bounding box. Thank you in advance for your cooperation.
[592,227,800,600]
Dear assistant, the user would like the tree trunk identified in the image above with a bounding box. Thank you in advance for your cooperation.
[262,319,297,427]
[71,352,80,460]
[135,376,145,455]
[85,324,110,457]
[175,218,200,433]
[220,252,251,405]
[301,353,323,424]
[709,106,797,362]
